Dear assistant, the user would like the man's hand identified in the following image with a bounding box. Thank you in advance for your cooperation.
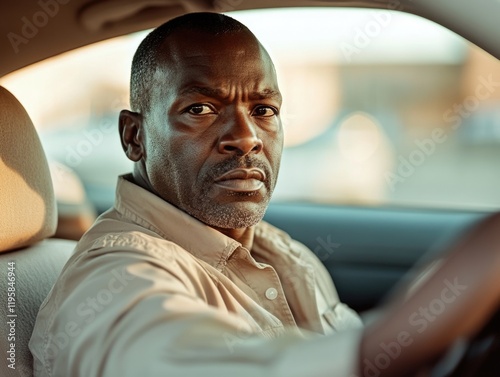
[359,213,500,377]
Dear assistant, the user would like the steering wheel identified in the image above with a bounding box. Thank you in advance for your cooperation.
[430,307,500,377]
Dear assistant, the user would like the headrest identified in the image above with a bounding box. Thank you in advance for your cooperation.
[0,86,57,252]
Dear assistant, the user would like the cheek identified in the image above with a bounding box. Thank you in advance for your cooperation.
[167,135,213,183]
[147,132,172,167]
[266,133,284,168]
[171,136,204,166]
[143,127,176,181]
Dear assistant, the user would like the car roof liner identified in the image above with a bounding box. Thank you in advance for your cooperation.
[0,0,498,78]
[79,0,211,32]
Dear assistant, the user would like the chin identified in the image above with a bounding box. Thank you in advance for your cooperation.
[189,200,268,230]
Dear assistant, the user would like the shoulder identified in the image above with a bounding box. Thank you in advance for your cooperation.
[73,208,201,270]
[53,221,222,305]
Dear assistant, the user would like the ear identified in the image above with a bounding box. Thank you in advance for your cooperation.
[119,110,144,162]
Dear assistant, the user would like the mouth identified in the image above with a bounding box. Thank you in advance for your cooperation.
[214,168,266,193]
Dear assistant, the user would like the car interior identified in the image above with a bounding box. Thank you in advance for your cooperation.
[0,86,77,376]
[1,0,500,376]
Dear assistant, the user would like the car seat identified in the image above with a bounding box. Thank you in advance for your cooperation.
[0,86,75,377]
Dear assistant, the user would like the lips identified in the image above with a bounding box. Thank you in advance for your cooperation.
[214,168,266,192]
[215,168,266,182]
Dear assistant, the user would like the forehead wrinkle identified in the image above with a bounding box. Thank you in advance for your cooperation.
[180,86,281,102]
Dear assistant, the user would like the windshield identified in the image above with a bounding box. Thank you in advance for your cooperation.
[2,7,500,212]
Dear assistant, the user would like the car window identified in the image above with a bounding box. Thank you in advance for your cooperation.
[2,7,500,212]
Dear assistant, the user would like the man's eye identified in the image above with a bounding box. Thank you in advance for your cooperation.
[253,106,278,117]
[187,104,215,115]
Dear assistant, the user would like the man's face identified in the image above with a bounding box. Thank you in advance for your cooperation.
[142,29,283,229]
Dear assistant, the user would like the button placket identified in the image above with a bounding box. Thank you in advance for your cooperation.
[230,247,296,326]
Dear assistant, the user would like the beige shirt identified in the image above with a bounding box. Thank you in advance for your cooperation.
[30,175,363,377]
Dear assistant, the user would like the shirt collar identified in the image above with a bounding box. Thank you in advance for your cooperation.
[114,174,241,271]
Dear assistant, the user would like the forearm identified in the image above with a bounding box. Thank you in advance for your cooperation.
[359,213,500,377]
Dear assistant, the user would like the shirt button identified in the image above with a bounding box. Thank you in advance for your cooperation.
[265,288,278,300]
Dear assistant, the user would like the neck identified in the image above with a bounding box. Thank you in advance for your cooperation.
[213,226,255,250]
[132,166,158,196]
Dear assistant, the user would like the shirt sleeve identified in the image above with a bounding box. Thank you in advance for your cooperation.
[31,247,363,377]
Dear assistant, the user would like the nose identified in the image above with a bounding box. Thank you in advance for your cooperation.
[218,115,263,156]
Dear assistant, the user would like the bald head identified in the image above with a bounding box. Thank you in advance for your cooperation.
[130,12,259,114]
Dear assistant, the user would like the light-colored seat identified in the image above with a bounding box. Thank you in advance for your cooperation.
[49,161,97,240]
[0,86,76,377]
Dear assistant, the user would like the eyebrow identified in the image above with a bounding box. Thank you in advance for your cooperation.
[180,86,282,101]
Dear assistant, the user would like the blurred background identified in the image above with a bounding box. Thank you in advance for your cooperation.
[2,7,500,214]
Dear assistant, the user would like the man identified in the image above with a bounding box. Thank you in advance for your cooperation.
[30,12,500,377]
[30,12,364,377]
